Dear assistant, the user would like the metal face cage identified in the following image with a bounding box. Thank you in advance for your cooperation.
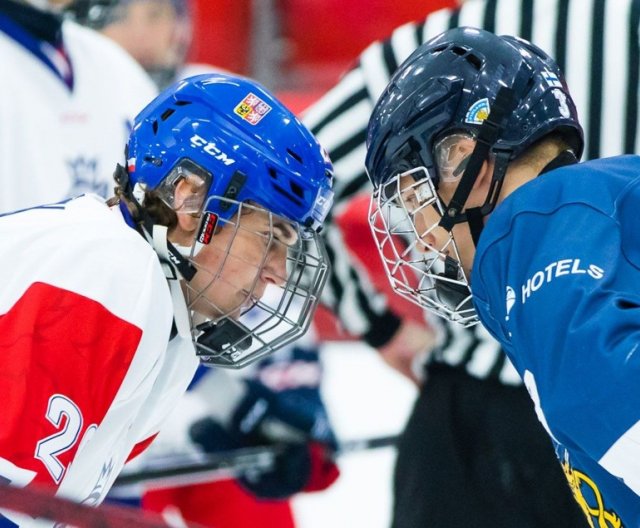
[181,198,330,368]
[369,167,477,327]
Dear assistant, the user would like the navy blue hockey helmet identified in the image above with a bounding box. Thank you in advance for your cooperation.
[121,73,334,368]
[365,27,583,327]
[366,26,584,194]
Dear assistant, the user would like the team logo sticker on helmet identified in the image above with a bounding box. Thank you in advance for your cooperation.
[234,93,272,125]
[465,98,490,124]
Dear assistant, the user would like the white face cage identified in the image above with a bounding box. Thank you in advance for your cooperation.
[369,167,478,327]
[182,198,329,368]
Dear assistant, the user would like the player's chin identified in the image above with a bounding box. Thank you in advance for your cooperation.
[191,296,233,322]
[205,291,260,321]
[222,298,248,321]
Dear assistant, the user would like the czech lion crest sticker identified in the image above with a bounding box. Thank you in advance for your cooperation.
[234,93,272,125]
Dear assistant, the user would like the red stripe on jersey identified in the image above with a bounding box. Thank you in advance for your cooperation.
[127,434,158,463]
[0,282,142,488]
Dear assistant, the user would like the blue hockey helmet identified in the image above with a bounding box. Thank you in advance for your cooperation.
[122,73,334,368]
[126,73,333,236]
[366,27,583,327]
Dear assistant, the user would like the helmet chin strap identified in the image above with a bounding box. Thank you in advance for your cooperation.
[436,56,537,246]
[195,318,253,358]
[152,224,192,339]
[431,86,518,313]
[463,149,511,247]
[150,196,253,355]
[437,86,518,248]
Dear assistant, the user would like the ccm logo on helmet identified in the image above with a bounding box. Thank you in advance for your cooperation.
[190,135,235,166]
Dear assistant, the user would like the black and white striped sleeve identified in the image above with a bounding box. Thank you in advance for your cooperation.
[301,17,445,344]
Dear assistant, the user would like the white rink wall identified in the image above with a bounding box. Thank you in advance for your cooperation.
[293,342,418,528]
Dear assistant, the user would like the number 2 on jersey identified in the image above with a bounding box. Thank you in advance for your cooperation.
[35,394,83,483]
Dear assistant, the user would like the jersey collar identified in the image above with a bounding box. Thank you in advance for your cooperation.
[0,1,74,90]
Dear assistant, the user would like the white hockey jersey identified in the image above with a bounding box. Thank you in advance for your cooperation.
[0,195,199,525]
[0,15,157,212]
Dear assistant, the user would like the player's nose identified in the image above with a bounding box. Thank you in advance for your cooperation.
[261,243,288,287]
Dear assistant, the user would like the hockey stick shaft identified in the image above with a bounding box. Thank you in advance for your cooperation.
[112,434,398,490]
[0,483,184,527]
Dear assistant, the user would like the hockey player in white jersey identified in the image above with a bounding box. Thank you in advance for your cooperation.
[0,0,157,212]
[0,72,333,526]
[64,5,343,527]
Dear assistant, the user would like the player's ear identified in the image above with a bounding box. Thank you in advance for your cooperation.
[472,157,495,191]
[175,211,199,233]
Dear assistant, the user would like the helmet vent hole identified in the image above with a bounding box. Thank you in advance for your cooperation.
[286,148,303,164]
[289,181,304,199]
[464,53,483,70]
[161,108,175,121]
[447,45,482,70]
[273,185,302,206]
[152,120,159,134]
[268,167,278,179]
[174,100,192,106]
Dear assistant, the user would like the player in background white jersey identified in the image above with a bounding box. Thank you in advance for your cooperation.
[0,72,333,527]
[65,0,196,89]
[0,0,158,212]
[65,0,228,88]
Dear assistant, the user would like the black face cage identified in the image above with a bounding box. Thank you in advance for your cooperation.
[186,201,330,369]
[368,168,478,327]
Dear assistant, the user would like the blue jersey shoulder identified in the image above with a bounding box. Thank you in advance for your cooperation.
[473,155,640,345]
[473,154,640,433]
[472,155,640,527]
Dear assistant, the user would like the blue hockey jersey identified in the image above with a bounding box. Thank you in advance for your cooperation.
[472,155,640,527]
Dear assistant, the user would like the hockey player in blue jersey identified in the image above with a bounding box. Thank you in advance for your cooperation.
[365,26,640,527]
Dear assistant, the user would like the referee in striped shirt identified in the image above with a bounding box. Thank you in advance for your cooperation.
[303,1,638,526]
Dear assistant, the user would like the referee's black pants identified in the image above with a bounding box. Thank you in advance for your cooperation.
[391,363,587,528]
